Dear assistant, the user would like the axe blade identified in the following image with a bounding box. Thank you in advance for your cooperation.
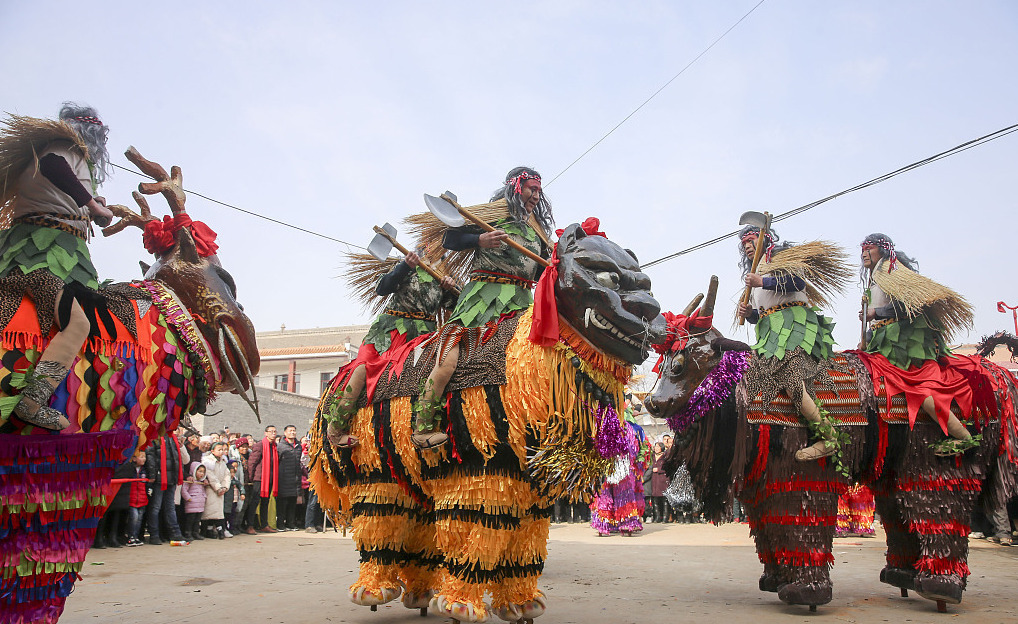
[424,193,465,227]
[738,210,768,230]
[367,222,399,261]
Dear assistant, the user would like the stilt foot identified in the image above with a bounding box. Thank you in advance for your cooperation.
[937,600,947,613]
[901,588,909,598]
[809,605,817,613]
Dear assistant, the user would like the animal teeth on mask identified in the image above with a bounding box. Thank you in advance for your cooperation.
[588,310,611,331]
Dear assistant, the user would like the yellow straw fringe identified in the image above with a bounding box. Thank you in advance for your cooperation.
[461,386,499,460]
[350,405,381,473]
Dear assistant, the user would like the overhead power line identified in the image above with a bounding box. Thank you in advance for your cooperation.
[547,0,768,186]
[110,162,366,252]
[641,122,1018,269]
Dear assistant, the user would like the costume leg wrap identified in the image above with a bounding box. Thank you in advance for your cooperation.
[398,514,444,597]
[892,424,985,600]
[489,511,550,613]
[744,425,844,602]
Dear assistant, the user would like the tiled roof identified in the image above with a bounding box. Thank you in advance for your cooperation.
[258,344,348,357]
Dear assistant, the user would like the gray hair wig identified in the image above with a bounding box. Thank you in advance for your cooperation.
[489,166,554,234]
[59,102,110,186]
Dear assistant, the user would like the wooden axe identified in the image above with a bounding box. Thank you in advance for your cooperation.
[369,223,460,294]
[737,210,771,326]
[424,191,551,268]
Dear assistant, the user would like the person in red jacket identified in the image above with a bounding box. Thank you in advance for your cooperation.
[126,451,148,546]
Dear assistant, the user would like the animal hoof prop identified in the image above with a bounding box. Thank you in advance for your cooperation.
[349,585,402,606]
[402,589,435,610]
[915,574,963,607]
[430,595,489,622]
[777,582,832,608]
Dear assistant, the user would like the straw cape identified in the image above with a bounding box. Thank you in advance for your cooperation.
[756,240,853,309]
[0,114,87,228]
[871,257,973,341]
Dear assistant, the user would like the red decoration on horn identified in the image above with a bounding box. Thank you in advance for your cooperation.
[143,214,220,258]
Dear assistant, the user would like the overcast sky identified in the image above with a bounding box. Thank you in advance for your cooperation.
[3,1,1016,359]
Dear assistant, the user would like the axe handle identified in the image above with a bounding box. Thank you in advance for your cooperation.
[737,212,771,326]
[372,226,461,295]
[442,196,551,268]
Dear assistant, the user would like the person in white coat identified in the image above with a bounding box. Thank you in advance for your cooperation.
[202,441,231,538]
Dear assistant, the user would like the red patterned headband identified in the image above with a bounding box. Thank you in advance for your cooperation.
[741,230,775,262]
[73,116,103,125]
[506,171,541,195]
[862,239,897,272]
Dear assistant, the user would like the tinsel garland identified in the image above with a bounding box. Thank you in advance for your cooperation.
[594,403,628,459]
[666,350,751,434]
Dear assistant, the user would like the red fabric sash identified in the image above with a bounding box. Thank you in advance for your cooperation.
[260,438,278,497]
[854,351,974,432]
[528,247,559,346]
[158,434,183,490]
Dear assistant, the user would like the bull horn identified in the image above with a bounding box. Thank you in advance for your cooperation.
[682,293,704,317]
[701,275,719,318]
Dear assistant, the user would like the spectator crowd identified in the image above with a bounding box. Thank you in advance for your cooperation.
[94,424,326,549]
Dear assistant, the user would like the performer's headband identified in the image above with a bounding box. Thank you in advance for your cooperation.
[862,237,896,271]
[506,171,541,195]
[73,116,103,126]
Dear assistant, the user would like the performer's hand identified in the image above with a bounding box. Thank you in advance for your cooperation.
[479,230,508,249]
[866,308,877,321]
[737,302,750,319]
[744,273,763,288]
[87,197,113,227]
[405,252,421,268]
[440,276,457,291]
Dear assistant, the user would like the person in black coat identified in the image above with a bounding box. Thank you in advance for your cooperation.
[144,433,186,544]
[276,425,303,531]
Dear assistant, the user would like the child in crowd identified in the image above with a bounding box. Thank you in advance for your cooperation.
[180,463,208,541]
[126,451,149,546]
[224,460,243,534]
[202,441,231,538]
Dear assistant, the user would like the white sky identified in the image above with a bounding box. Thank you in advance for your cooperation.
[3,1,1017,358]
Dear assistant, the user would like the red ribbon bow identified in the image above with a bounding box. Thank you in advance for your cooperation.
[143,213,220,258]
[651,309,714,373]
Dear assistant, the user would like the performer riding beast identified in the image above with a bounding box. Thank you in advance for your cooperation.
[736,224,853,461]
[646,275,1018,613]
[412,166,553,449]
[0,107,259,624]
[309,214,663,623]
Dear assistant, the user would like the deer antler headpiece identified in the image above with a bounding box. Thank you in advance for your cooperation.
[102,146,219,258]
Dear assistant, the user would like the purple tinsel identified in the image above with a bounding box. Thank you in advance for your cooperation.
[594,403,627,458]
[666,350,751,434]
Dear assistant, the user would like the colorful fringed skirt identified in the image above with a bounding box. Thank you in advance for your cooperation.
[1,429,136,624]
[835,484,876,537]
[590,474,642,535]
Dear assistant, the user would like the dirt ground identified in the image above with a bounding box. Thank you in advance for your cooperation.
[63,522,1017,624]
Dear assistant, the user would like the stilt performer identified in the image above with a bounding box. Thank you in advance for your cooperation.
[858,233,976,455]
[736,221,853,461]
[412,166,553,448]
[323,249,458,448]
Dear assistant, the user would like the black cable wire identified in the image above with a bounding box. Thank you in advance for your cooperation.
[547,0,768,187]
[641,123,1018,269]
[110,162,366,252]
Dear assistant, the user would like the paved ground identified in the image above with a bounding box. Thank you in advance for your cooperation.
[63,522,1017,624]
